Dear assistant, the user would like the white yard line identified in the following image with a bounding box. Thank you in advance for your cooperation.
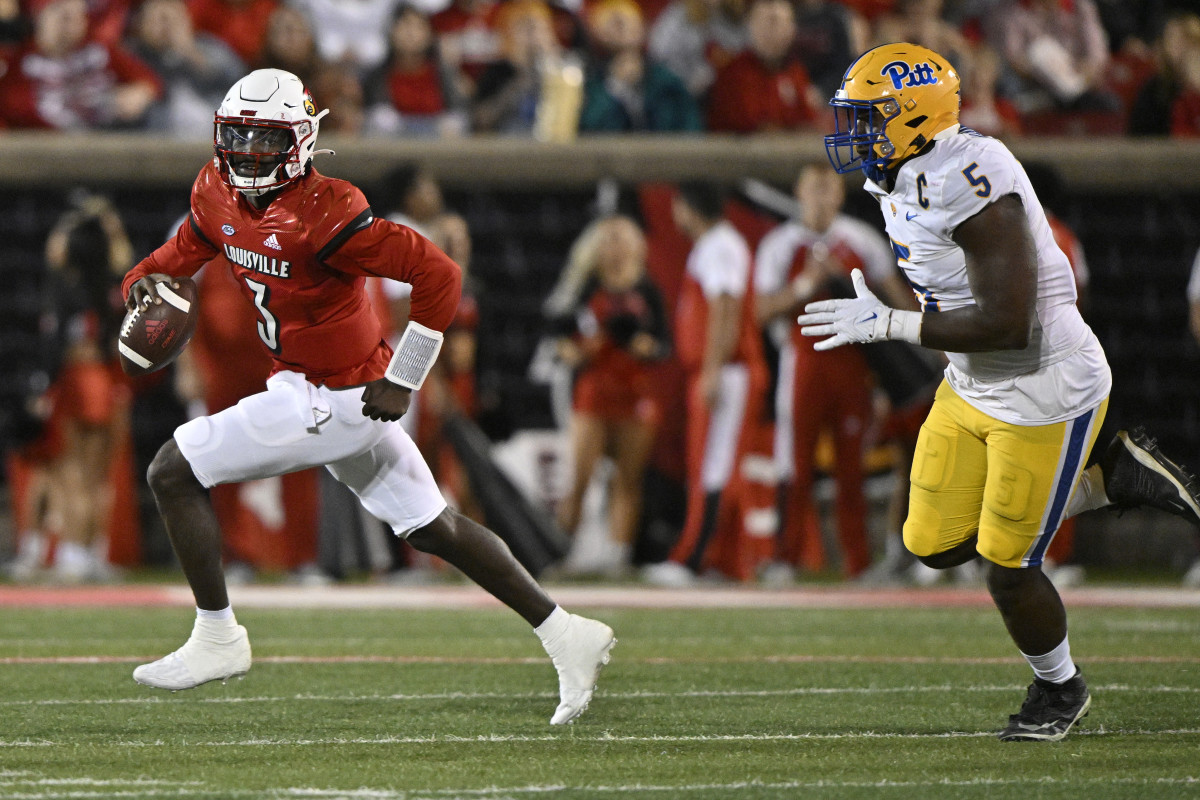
[2,729,1200,751]
[4,653,1200,666]
[1,683,1199,708]
[4,777,1200,800]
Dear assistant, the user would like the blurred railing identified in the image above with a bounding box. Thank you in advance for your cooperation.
[2,133,1199,191]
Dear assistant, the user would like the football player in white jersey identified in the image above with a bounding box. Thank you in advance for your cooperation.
[798,42,1200,742]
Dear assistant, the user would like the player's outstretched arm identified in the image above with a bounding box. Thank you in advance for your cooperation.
[921,193,1037,353]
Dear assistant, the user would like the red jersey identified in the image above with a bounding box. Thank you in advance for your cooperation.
[1172,88,1200,139]
[430,2,502,81]
[572,279,667,423]
[122,163,462,388]
[187,0,279,65]
[388,63,448,115]
[706,51,818,134]
[0,41,161,129]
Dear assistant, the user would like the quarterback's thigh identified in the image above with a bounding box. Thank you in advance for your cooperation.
[326,422,447,537]
[976,408,1104,568]
[902,389,988,558]
[175,382,382,488]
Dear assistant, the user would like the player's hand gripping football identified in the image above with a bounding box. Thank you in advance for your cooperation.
[362,378,412,422]
[796,268,892,351]
[126,273,181,311]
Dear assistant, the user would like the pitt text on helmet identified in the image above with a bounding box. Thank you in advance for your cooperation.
[881,61,939,92]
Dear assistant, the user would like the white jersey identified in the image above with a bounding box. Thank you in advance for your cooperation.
[863,125,1110,425]
[689,221,751,299]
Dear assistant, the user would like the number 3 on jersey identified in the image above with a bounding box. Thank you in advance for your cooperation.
[245,277,281,352]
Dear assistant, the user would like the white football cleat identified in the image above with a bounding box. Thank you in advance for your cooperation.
[543,615,616,725]
[133,621,252,691]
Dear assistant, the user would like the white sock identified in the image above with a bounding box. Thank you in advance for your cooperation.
[534,605,570,645]
[1065,464,1110,518]
[195,606,237,632]
[56,541,92,570]
[16,531,46,563]
[884,533,906,559]
[1022,636,1076,684]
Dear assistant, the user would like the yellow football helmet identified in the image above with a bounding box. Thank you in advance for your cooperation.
[825,43,960,180]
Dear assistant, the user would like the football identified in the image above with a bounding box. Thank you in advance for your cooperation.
[118,277,199,377]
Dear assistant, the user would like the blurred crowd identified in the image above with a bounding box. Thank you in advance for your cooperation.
[0,0,1198,138]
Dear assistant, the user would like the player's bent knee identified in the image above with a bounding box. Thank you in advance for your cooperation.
[913,536,980,570]
[405,508,457,554]
[985,561,1036,603]
[147,438,203,497]
[902,527,933,558]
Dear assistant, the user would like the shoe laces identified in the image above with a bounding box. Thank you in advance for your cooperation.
[1009,682,1050,724]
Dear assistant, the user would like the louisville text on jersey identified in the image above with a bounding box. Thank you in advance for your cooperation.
[223,243,292,278]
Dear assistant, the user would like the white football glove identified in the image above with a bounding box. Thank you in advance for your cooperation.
[797,268,922,351]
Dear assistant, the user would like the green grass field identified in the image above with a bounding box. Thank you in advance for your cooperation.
[1,591,1198,799]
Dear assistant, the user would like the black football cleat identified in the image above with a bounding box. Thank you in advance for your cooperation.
[998,669,1091,742]
[1101,428,1200,528]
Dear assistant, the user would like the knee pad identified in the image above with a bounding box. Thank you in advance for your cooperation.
[175,416,221,460]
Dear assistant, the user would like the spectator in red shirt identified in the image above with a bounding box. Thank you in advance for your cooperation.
[187,0,279,66]
[706,0,820,133]
[647,0,746,99]
[364,4,468,137]
[6,192,139,582]
[431,0,502,84]
[0,0,160,129]
[553,216,669,574]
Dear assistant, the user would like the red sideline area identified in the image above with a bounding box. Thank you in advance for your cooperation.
[1,584,1198,609]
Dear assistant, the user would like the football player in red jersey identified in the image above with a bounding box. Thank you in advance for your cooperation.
[121,69,614,725]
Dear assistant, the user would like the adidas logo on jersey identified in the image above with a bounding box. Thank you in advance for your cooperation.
[263,234,282,251]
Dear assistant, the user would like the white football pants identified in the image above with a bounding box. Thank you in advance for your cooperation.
[174,371,447,537]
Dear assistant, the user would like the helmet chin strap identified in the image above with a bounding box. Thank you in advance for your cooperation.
[864,162,889,184]
[233,164,287,197]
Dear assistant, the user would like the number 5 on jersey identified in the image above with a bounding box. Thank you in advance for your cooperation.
[962,162,991,198]
[245,277,281,352]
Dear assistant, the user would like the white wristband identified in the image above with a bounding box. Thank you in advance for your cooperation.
[384,321,444,390]
[886,309,923,345]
